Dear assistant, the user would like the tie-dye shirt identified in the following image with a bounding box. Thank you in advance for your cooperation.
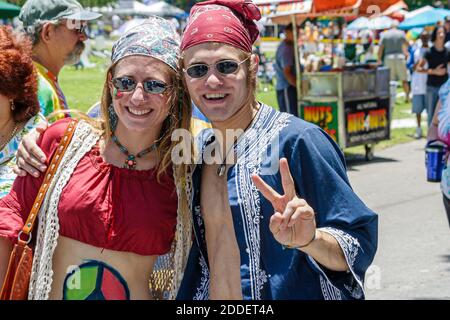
[0,114,47,198]
[35,62,69,119]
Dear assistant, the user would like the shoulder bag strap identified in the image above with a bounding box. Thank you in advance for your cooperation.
[17,119,77,244]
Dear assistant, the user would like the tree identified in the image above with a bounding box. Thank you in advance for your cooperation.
[404,0,449,9]
[77,0,117,7]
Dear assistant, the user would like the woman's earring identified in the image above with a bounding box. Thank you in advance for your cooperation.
[10,100,15,111]
[108,104,118,132]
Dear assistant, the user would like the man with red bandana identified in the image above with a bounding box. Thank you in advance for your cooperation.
[12,0,379,300]
[177,0,378,300]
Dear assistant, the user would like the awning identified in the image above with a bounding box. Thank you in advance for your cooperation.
[313,0,407,17]
[276,0,312,16]
[312,0,361,13]
[265,0,408,24]
[268,0,358,25]
[255,0,312,19]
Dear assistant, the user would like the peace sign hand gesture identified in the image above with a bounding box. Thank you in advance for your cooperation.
[251,158,316,249]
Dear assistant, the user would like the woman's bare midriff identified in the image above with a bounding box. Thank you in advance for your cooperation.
[49,236,157,300]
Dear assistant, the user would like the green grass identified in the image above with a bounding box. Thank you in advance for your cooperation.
[344,127,420,157]
[61,56,281,112]
[59,56,110,113]
[257,83,278,109]
[391,89,413,120]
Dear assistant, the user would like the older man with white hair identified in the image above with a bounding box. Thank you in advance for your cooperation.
[19,0,101,118]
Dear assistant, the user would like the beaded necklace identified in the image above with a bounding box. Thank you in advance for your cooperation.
[111,134,157,169]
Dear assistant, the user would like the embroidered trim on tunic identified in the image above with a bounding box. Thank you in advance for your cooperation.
[319,275,342,300]
[315,227,364,300]
[307,255,343,300]
[193,253,210,300]
[233,104,291,299]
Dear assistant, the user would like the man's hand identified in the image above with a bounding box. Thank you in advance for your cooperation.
[433,64,447,76]
[251,158,316,248]
[253,159,349,271]
[12,123,48,178]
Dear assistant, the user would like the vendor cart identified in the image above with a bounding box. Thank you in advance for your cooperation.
[263,0,405,159]
[299,65,391,160]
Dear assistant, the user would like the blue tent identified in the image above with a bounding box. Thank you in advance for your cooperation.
[399,8,450,30]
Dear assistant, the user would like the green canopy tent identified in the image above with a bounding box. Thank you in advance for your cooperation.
[0,1,20,19]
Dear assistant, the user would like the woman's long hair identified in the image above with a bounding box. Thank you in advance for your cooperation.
[100,60,192,183]
[100,59,194,300]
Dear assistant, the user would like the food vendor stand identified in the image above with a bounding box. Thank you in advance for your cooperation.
[261,0,407,160]
[298,65,390,160]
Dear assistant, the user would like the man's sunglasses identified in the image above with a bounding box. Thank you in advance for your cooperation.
[59,19,87,35]
[112,77,170,94]
[183,56,250,79]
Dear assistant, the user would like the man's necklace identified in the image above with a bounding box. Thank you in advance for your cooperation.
[216,110,259,177]
[111,134,157,169]
[0,122,19,152]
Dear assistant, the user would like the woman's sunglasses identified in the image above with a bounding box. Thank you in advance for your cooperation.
[183,56,250,79]
[111,77,170,94]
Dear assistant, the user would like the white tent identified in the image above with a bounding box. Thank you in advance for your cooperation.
[111,18,147,36]
[113,1,185,17]
[114,1,150,15]
[145,1,185,16]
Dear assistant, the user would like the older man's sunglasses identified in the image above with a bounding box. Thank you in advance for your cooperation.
[112,77,170,94]
[183,56,250,79]
[59,19,88,35]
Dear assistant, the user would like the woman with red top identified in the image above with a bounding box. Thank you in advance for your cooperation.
[0,17,192,300]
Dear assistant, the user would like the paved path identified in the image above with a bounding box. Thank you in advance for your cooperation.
[346,139,450,299]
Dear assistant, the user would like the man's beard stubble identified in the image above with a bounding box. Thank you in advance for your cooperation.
[64,41,85,65]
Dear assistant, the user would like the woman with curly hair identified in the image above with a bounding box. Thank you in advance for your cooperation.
[0,26,45,198]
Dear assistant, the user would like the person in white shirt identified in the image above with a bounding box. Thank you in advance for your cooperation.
[411,31,430,138]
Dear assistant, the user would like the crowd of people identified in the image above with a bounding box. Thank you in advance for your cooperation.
[274,16,450,227]
[272,17,450,139]
[0,0,380,300]
[0,0,449,301]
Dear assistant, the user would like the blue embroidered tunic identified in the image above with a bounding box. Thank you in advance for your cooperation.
[177,104,378,300]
